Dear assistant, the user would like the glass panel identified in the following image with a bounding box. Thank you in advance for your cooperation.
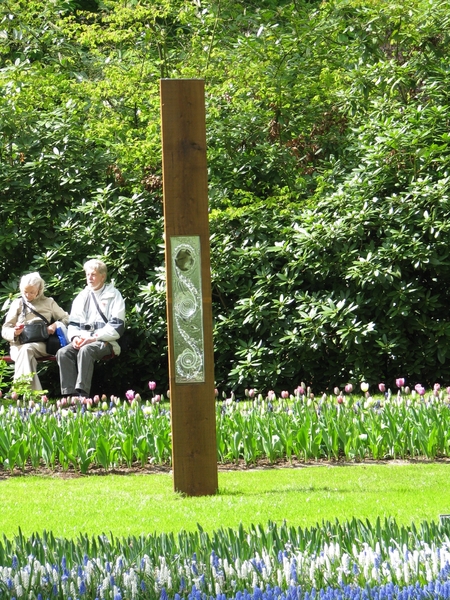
[171,236,205,384]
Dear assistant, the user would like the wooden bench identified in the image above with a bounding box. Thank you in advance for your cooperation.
[0,355,56,363]
[0,353,114,364]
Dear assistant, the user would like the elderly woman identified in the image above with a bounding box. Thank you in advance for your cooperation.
[1,272,69,390]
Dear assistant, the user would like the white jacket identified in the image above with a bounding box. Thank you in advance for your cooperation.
[67,283,126,356]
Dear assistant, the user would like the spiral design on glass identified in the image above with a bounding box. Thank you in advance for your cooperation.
[171,236,205,382]
[176,348,203,379]
[175,292,197,319]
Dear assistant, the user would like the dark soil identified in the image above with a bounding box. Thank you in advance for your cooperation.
[0,456,445,479]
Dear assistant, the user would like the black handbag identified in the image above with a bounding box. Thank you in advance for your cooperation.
[18,298,62,354]
[19,320,49,344]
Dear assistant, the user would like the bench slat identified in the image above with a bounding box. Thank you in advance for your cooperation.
[0,354,114,363]
[0,355,56,363]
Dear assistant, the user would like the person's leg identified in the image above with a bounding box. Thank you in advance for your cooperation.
[76,342,112,396]
[56,344,80,396]
[10,342,48,390]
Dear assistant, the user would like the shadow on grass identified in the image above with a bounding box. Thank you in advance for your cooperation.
[216,485,350,497]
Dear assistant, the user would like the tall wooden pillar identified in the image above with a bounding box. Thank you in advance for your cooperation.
[160,79,218,496]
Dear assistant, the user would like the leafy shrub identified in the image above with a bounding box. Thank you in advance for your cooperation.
[2,0,450,394]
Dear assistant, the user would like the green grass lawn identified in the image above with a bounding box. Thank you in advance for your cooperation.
[1,462,449,538]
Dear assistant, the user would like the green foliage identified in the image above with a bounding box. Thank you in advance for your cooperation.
[207,0,450,391]
[0,360,11,392]
[1,0,450,394]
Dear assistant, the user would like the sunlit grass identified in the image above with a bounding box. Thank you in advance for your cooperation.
[1,462,449,538]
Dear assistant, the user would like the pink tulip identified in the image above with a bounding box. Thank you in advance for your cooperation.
[152,394,161,404]
[378,383,386,393]
[125,390,135,401]
[281,391,289,399]
[414,383,425,396]
[396,378,405,388]
[344,384,353,394]
[148,381,156,391]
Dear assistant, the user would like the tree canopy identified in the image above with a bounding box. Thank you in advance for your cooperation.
[1,0,450,394]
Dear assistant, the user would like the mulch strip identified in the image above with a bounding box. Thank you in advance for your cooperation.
[0,456,446,479]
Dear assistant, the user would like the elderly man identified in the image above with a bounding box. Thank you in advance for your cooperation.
[57,259,125,397]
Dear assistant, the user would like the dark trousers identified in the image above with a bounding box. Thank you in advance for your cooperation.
[57,341,112,396]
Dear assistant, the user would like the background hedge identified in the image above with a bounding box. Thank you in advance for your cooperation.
[1,0,450,395]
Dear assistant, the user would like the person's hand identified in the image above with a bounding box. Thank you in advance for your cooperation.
[13,324,25,337]
[47,324,57,335]
[73,336,96,349]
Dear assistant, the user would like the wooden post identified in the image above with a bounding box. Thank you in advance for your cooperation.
[160,79,218,496]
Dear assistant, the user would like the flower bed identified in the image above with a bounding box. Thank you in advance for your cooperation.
[0,381,449,472]
[0,519,450,599]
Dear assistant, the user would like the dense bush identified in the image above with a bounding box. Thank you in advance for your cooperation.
[1,0,450,395]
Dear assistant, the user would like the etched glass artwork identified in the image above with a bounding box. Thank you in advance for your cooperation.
[171,236,205,383]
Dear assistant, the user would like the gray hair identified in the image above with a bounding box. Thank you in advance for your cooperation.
[19,272,45,298]
[83,259,108,277]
